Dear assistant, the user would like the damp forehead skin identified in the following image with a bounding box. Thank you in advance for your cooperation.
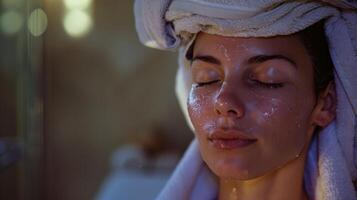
[187,32,317,180]
[218,44,231,62]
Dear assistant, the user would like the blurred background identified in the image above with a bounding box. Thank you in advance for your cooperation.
[0,0,193,199]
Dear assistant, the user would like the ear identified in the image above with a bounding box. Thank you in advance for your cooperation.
[311,81,337,127]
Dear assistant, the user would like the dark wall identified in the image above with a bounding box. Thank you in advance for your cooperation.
[43,0,192,199]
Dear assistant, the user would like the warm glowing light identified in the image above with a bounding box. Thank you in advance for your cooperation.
[0,10,23,35]
[28,8,48,37]
[64,0,92,10]
[63,10,92,37]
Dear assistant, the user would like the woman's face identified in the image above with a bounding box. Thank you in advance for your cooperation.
[187,33,318,180]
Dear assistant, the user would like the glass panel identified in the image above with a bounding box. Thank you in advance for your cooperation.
[0,0,44,199]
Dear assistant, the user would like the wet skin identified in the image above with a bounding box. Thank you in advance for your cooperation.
[187,33,319,180]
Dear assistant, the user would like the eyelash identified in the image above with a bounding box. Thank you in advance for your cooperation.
[195,80,284,89]
[195,80,220,87]
[253,80,284,89]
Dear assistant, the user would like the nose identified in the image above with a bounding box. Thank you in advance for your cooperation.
[214,83,245,118]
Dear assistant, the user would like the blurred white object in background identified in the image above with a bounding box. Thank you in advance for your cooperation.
[96,144,179,200]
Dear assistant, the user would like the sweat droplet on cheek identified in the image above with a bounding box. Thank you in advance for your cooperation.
[262,105,278,119]
[188,88,200,114]
[251,110,269,126]
[247,90,294,122]
[248,97,281,125]
[188,87,213,129]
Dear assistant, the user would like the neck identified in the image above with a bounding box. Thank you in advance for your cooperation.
[218,154,308,200]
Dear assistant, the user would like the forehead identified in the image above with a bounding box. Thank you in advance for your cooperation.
[193,32,309,63]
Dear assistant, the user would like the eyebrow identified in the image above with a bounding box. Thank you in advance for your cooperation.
[192,55,221,65]
[246,54,297,69]
[191,54,297,69]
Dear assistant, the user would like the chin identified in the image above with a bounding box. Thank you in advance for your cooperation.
[205,158,259,181]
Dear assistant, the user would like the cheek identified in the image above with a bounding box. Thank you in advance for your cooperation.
[187,86,214,132]
[250,92,313,156]
[187,87,217,163]
[187,87,201,120]
[248,90,311,133]
[247,92,294,130]
[249,99,281,127]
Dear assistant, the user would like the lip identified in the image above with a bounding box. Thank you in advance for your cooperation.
[208,130,257,150]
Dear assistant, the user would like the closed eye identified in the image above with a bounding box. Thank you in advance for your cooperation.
[196,80,220,87]
[254,80,284,89]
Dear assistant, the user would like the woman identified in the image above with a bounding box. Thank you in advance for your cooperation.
[134,1,357,199]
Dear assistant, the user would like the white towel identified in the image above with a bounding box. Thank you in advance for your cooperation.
[134,1,357,199]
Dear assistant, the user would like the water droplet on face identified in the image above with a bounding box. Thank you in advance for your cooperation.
[229,186,238,199]
[261,104,278,119]
[295,120,302,128]
[218,44,231,62]
[188,86,202,114]
[238,44,264,55]
[220,143,225,149]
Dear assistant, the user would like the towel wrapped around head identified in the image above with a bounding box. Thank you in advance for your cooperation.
[134,1,357,199]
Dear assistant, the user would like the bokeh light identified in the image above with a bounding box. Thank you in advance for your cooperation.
[63,10,93,38]
[0,10,23,35]
[64,0,92,10]
[28,8,48,37]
